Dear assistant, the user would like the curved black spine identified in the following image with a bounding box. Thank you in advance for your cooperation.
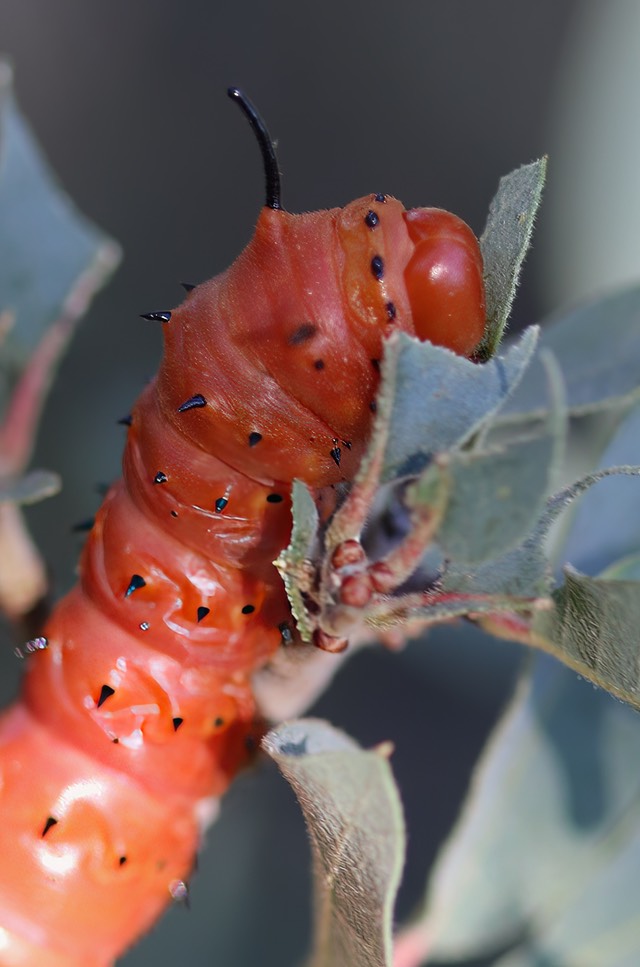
[227,87,282,210]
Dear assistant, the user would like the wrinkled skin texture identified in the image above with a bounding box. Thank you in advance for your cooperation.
[0,197,484,965]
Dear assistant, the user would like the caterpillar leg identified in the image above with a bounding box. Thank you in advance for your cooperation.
[306,446,538,649]
[302,413,446,649]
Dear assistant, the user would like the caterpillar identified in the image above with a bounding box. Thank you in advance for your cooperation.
[0,89,486,965]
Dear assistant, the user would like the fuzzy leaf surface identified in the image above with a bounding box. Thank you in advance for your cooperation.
[435,434,557,565]
[444,465,640,600]
[479,158,546,357]
[263,719,404,967]
[532,566,640,707]
[378,326,538,484]
[428,351,566,565]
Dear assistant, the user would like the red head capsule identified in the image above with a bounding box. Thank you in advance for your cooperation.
[403,207,486,355]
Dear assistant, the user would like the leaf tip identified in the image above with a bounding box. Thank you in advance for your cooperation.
[374,740,395,760]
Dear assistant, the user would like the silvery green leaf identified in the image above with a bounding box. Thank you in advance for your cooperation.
[263,719,404,967]
[479,157,547,357]
[532,565,640,707]
[443,464,640,599]
[433,351,566,565]
[378,326,538,484]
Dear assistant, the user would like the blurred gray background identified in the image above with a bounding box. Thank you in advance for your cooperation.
[0,2,620,965]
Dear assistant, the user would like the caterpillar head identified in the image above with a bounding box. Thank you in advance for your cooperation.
[227,87,485,357]
[336,194,485,357]
[156,91,486,488]
[227,196,485,364]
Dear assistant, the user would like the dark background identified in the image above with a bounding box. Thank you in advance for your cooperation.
[2,3,580,965]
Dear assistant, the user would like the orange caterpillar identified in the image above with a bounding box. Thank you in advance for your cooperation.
[0,90,485,965]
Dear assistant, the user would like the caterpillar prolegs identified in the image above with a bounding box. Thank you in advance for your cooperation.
[0,90,486,965]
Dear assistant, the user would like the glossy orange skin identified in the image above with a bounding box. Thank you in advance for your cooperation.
[0,196,484,965]
[404,208,486,355]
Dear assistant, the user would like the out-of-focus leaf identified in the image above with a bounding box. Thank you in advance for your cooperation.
[600,553,640,580]
[0,468,60,505]
[478,158,547,357]
[0,62,119,622]
[0,59,120,413]
[410,653,640,967]
[378,327,538,484]
[263,719,404,967]
[506,285,640,416]
[560,404,640,576]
